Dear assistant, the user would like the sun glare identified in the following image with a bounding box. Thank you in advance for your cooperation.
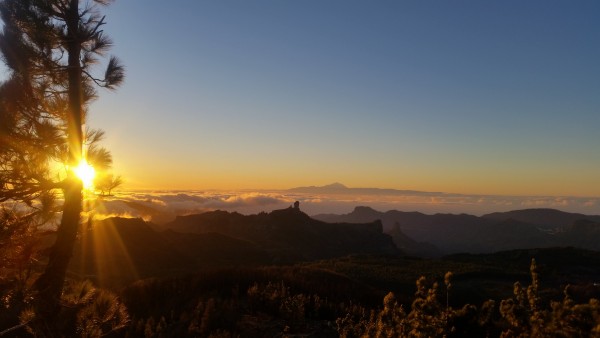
[73,160,96,190]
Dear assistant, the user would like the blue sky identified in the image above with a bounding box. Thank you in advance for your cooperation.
[87,0,600,195]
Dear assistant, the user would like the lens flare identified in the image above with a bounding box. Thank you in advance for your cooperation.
[73,160,96,189]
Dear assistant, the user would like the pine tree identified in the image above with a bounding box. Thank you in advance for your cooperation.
[95,172,123,196]
[0,0,124,330]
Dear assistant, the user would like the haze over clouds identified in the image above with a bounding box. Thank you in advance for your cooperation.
[91,186,600,223]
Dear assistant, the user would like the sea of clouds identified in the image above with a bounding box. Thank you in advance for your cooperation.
[85,189,600,224]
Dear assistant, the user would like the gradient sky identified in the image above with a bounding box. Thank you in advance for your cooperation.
[87,1,599,196]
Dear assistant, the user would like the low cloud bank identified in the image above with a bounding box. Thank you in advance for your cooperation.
[88,190,600,223]
[91,191,293,223]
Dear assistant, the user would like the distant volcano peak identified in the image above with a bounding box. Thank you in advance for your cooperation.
[323,182,348,189]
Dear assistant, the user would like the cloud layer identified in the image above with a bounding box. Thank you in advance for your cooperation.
[87,190,600,223]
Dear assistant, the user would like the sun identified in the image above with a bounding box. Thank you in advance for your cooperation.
[73,160,96,190]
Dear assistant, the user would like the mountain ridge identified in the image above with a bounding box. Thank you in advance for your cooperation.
[314,206,600,255]
[482,208,600,229]
[67,206,400,288]
[288,183,444,196]
[165,205,399,262]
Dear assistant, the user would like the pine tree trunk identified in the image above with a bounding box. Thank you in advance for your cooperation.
[33,0,83,323]
[33,178,82,314]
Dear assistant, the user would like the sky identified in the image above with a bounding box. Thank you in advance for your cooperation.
[86,1,600,197]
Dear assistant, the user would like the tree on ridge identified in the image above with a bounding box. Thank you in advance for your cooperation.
[95,172,123,196]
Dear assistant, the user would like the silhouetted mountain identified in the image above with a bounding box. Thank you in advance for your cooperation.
[482,208,600,230]
[288,183,442,196]
[314,206,600,254]
[288,182,350,193]
[165,206,399,262]
[65,206,600,292]
[315,206,500,253]
[316,206,386,223]
[67,206,399,287]
[316,206,435,229]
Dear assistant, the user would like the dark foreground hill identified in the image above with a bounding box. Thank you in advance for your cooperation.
[69,217,269,288]
[66,206,600,289]
[164,205,399,262]
[305,247,600,305]
[27,209,600,337]
[315,206,600,255]
[67,206,398,288]
[116,247,600,337]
